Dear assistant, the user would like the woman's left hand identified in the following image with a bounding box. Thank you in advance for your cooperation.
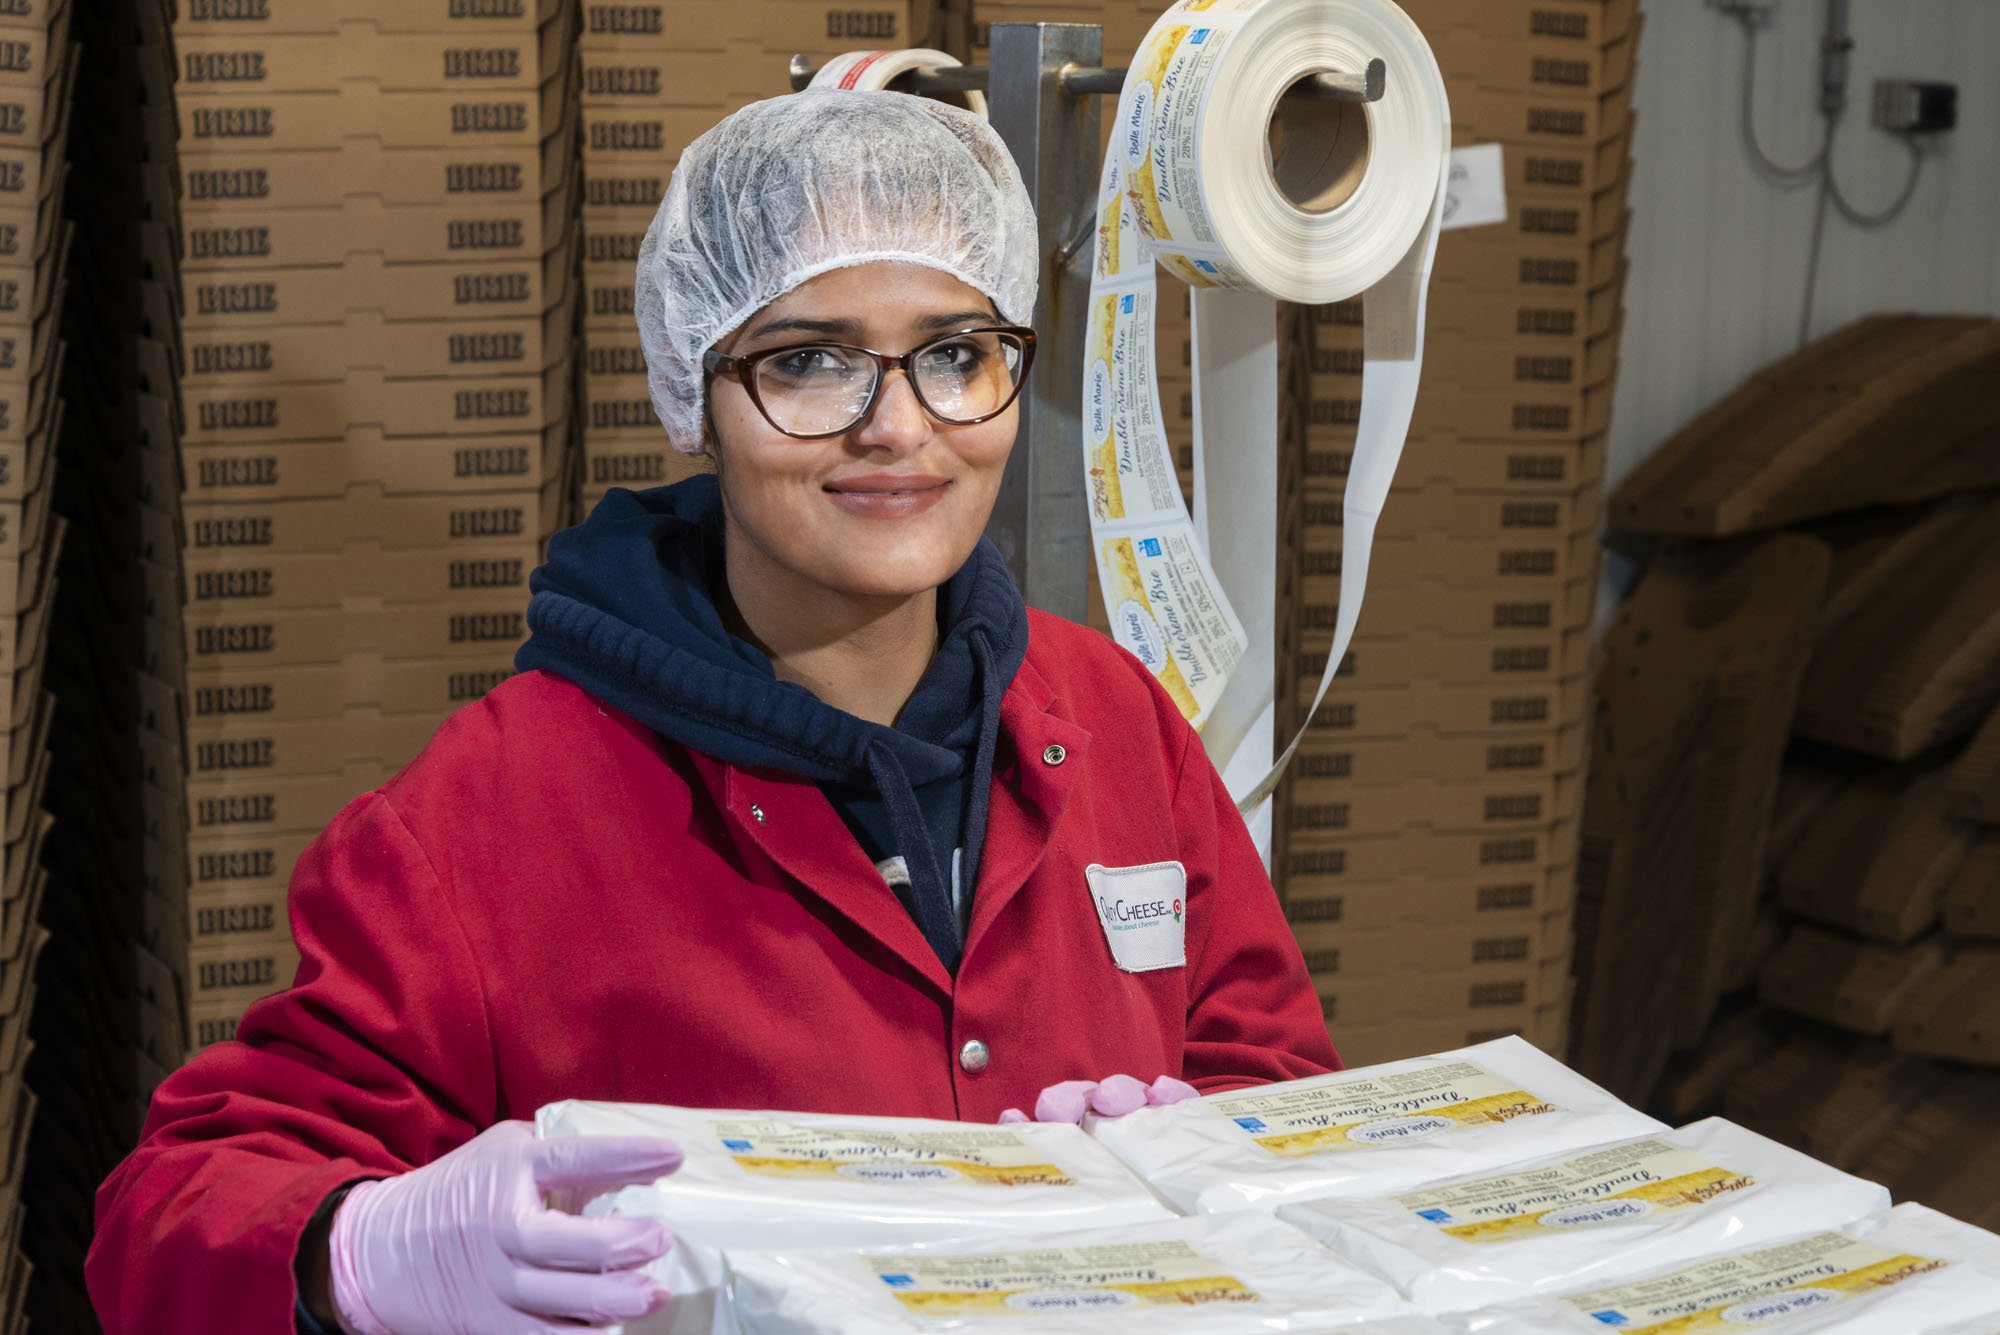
[997,1074,1200,1125]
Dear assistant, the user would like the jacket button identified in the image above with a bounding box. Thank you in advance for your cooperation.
[1042,744,1066,766]
[749,803,766,824]
[958,1039,990,1073]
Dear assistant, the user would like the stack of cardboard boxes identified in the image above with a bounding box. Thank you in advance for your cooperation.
[578,0,931,509]
[1577,317,2000,1225]
[0,0,64,1313]
[1278,0,1633,1067]
[167,0,581,1055]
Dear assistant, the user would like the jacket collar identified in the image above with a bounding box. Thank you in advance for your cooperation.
[699,653,1089,998]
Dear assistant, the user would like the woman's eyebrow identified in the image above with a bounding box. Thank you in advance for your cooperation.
[917,309,1001,331]
[741,309,1000,345]
[740,315,865,343]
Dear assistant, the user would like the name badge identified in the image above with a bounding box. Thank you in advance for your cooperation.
[1085,861,1187,973]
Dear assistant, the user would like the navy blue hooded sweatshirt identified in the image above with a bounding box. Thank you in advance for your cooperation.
[515,476,1029,972]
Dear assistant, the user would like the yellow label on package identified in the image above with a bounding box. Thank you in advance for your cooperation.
[1096,532,1241,723]
[1559,1232,1948,1333]
[869,1239,1261,1316]
[1210,1062,1559,1159]
[1084,289,1179,526]
[709,1120,1075,1188]
[1395,1140,1756,1243]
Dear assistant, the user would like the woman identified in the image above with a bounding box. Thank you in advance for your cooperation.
[88,90,1336,1333]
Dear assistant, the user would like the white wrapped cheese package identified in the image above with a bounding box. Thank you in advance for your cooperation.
[1450,1203,2000,1334]
[722,1211,1424,1333]
[1086,1038,1665,1214]
[535,1101,1176,1334]
[1279,1117,1891,1312]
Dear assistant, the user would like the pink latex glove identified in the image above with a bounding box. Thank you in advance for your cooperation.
[998,1074,1202,1125]
[329,1120,683,1335]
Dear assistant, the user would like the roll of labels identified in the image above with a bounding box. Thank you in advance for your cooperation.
[811,0,1452,849]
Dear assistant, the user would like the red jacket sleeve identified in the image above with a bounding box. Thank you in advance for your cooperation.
[88,792,497,1334]
[1171,721,1343,1090]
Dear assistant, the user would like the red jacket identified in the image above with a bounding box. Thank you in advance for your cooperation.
[88,611,1337,1332]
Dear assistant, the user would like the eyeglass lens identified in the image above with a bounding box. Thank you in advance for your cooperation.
[753,330,1027,436]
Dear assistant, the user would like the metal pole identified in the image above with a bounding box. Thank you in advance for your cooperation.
[980,23,1102,620]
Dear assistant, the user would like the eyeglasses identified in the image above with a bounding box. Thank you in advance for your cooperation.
[702,325,1036,440]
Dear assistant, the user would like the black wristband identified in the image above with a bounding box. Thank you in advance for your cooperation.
[294,1179,371,1335]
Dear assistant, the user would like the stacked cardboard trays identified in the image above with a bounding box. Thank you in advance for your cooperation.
[0,0,65,1313]
[171,0,581,1054]
[1277,0,1635,1067]
[578,0,928,508]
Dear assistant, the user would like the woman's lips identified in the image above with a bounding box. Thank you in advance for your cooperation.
[823,474,952,518]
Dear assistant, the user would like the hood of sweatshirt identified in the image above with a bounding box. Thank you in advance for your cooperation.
[515,475,1030,969]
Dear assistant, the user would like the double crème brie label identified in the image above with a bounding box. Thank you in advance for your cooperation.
[1560,1232,1947,1333]
[1209,1061,1558,1158]
[1396,1139,1755,1243]
[868,1239,1260,1315]
[709,1120,1076,1187]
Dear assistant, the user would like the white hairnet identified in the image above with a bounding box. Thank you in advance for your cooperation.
[635,88,1039,452]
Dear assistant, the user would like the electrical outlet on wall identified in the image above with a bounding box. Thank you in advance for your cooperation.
[1872,79,1959,134]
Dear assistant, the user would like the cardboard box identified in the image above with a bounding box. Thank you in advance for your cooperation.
[1430,211,1630,299]
[185,655,517,725]
[1353,432,1606,495]
[1405,0,1638,46]
[1610,315,2000,537]
[1316,304,1621,395]
[181,233,575,329]
[1309,960,1569,1027]
[1292,665,1592,739]
[186,540,542,610]
[581,160,672,217]
[1291,725,1587,787]
[580,104,750,161]
[185,710,444,782]
[180,421,569,502]
[581,42,772,106]
[1425,20,1636,101]
[1296,577,1599,670]
[179,136,564,214]
[175,0,567,35]
[1758,925,1947,1036]
[176,82,566,150]
[182,883,291,954]
[1282,866,1576,937]
[1724,1032,1942,1170]
[183,309,572,383]
[1778,760,1976,945]
[1298,517,1599,590]
[1281,819,1581,890]
[582,443,707,494]
[176,29,566,97]
[184,939,301,1012]
[184,487,549,555]
[1795,494,2000,762]
[181,189,572,270]
[185,829,321,896]
[181,362,570,445]
[1294,624,1593,689]
[1291,910,1570,981]
[1941,832,2000,939]
[184,599,529,671]
[185,770,400,838]
[1891,947,2000,1066]
[1286,768,1583,838]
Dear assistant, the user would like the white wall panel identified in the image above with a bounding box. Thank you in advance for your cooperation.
[1609,0,2000,495]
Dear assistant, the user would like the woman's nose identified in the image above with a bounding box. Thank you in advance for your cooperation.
[850,368,931,453]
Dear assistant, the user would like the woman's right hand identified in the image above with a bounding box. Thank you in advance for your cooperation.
[327,1121,684,1335]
